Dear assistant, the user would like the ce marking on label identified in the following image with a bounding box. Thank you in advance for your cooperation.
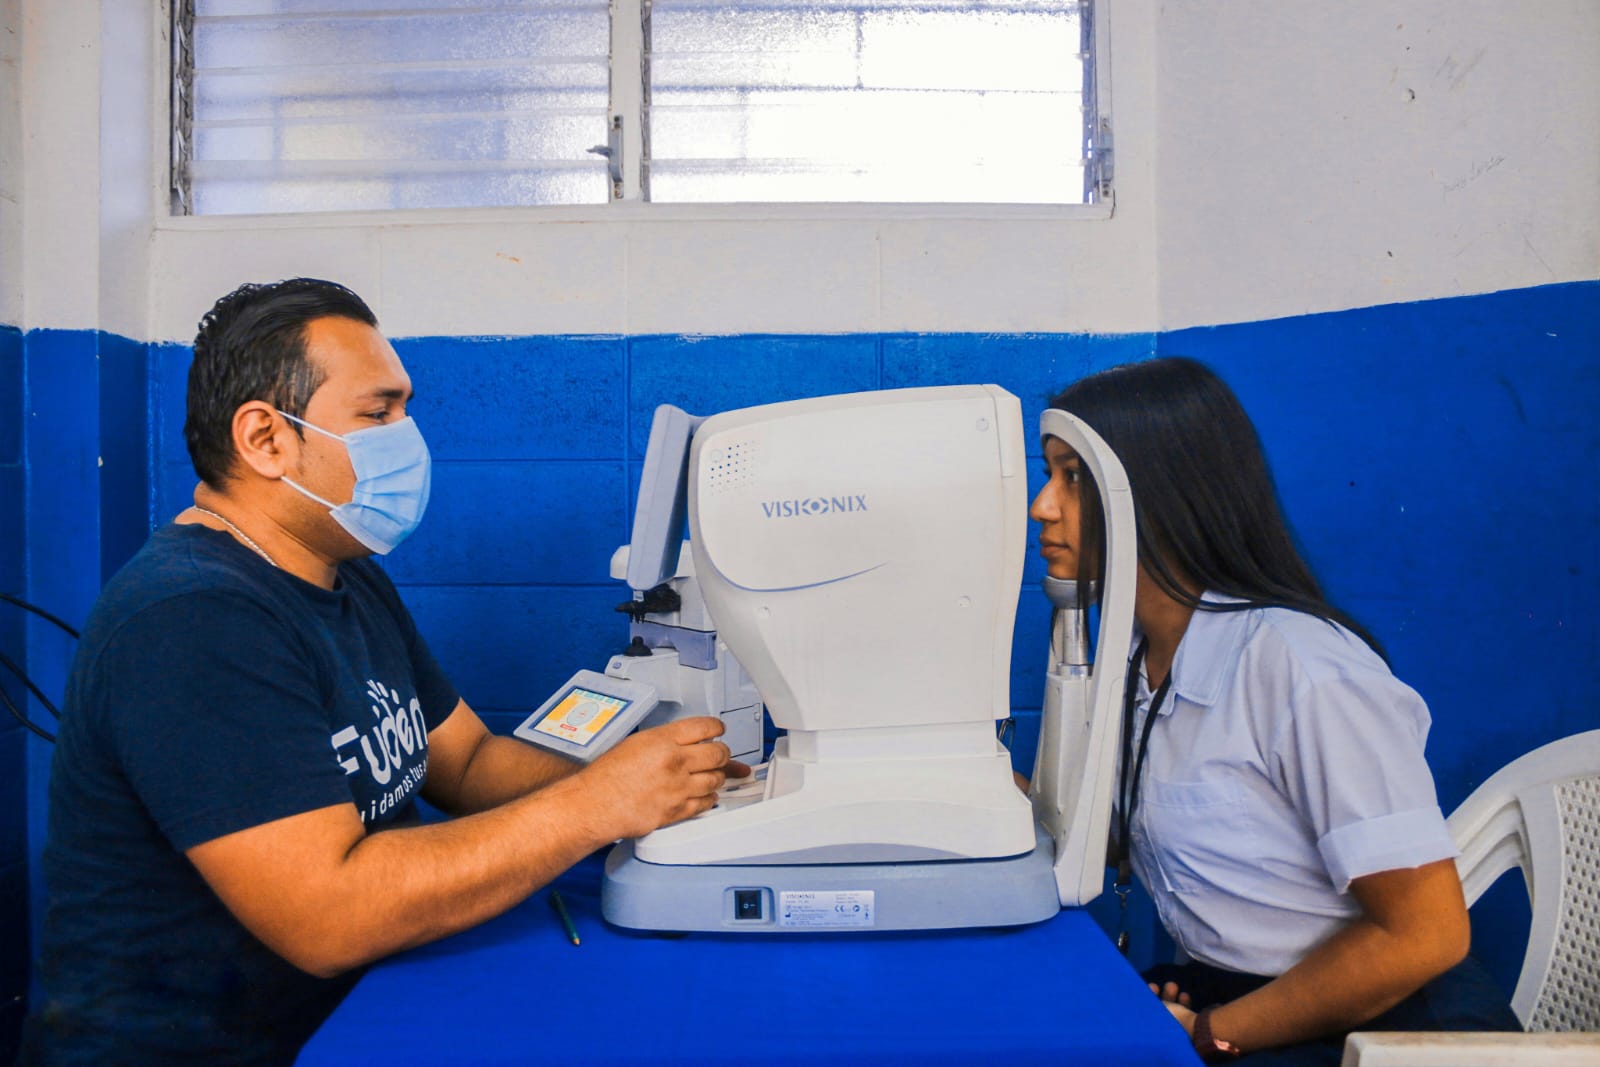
[835,903,863,914]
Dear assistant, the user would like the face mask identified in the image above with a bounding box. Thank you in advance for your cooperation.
[277,410,432,555]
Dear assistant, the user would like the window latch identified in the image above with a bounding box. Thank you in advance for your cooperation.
[587,117,625,199]
[1087,117,1113,201]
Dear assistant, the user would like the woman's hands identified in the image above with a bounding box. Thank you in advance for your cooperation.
[1150,980,1197,1034]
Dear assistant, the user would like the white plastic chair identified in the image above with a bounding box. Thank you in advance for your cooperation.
[1341,1032,1600,1065]
[1342,729,1600,1066]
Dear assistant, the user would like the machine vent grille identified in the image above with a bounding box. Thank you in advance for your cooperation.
[706,441,758,493]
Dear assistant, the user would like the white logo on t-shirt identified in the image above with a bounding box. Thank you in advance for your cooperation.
[329,680,430,822]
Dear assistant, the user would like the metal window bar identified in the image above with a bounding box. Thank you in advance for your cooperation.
[172,0,197,215]
[613,0,646,200]
[1081,0,1111,205]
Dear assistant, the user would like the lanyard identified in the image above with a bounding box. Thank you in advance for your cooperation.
[1112,636,1173,955]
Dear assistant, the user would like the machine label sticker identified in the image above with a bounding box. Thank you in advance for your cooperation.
[778,890,876,928]
[532,687,629,747]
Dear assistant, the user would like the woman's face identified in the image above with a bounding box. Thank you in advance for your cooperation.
[1029,436,1083,580]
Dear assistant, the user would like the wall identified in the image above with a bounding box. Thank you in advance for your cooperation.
[1154,2,1599,329]
[0,324,24,1061]
[3,0,1598,1044]
[149,330,1158,745]
[151,295,1600,764]
[1160,283,1599,806]
[142,281,1598,991]
[0,0,19,329]
[2,0,27,1054]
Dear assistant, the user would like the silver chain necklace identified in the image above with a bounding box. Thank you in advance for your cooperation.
[191,506,279,569]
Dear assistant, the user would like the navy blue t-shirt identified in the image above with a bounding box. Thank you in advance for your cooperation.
[20,523,459,1066]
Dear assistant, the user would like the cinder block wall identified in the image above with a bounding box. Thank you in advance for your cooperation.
[1,325,25,1060]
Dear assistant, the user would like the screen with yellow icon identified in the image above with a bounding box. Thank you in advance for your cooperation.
[513,670,661,763]
[532,687,630,747]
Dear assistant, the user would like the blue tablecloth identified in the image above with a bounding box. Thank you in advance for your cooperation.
[299,854,1198,1066]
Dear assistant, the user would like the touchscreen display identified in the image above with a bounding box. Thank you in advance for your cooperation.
[531,687,632,748]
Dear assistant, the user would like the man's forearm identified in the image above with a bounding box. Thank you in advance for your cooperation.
[300,774,608,976]
[445,733,582,814]
[191,716,730,980]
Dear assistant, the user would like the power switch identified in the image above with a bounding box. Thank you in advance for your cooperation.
[733,889,763,921]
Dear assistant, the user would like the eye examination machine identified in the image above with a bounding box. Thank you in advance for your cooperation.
[515,386,1136,931]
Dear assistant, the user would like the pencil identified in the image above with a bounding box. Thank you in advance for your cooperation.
[549,889,581,946]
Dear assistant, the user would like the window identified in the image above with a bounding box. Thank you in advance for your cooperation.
[172,0,1109,215]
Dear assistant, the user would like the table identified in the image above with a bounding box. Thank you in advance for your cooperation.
[299,853,1199,1066]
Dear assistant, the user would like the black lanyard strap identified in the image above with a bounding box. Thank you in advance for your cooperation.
[1115,637,1174,887]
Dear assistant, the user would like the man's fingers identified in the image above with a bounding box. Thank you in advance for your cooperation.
[682,739,732,773]
[656,715,726,744]
[676,793,718,821]
[687,769,727,795]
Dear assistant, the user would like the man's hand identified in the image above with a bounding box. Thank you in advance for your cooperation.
[577,716,737,840]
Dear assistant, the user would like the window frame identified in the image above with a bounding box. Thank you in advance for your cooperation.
[165,0,1115,222]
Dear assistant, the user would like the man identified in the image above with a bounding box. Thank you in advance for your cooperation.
[20,279,739,1064]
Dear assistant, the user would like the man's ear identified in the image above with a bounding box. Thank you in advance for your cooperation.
[232,402,293,479]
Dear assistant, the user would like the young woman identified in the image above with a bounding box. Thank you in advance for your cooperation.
[1031,358,1516,1065]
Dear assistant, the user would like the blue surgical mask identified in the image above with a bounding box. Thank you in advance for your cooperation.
[277,410,432,555]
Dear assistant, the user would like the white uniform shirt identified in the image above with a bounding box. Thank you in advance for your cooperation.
[1123,596,1457,976]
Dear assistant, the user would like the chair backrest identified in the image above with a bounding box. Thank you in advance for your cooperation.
[1447,729,1600,1031]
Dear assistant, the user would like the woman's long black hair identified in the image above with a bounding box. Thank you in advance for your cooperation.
[1051,356,1384,658]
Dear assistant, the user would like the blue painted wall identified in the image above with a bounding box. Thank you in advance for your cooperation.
[3,327,152,1056]
[1158,283,1600,987]
[1162,283,1599,809]
[1,324,26,1060]
[152,329,1156,739]
[12,280,1599,1023]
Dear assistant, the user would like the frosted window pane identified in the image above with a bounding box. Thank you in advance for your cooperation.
[186,1,610,214]
[189,165,608,214]
[645,0,1087,204]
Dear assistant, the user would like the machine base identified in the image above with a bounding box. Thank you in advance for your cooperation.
[601,824,1060,933]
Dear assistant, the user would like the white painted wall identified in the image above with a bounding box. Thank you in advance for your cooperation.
[17,0,102,333]
[140,0,1164,344]
[5,1,1597,340]
[1154,1,1600,331]
[96,0,160,339]
[0,0,20,328]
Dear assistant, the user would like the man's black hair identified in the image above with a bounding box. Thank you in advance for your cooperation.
[185,278,378,489]
[1050,356,1384,658]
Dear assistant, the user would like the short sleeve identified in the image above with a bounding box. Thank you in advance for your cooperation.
[102,592,355,851]
[1269,641,1457,890]
[348,560,459,732]
[404,623,458,734]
